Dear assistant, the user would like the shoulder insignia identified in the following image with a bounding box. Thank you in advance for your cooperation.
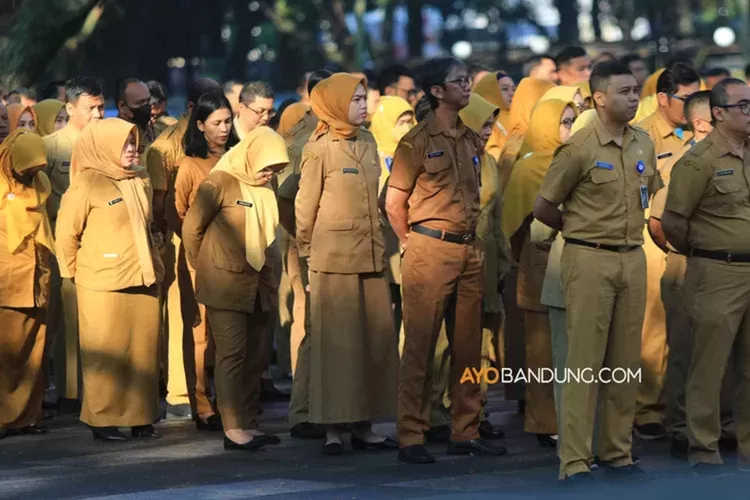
[302,151,318,161]
[400,141,414,150]
[683,160,700,171]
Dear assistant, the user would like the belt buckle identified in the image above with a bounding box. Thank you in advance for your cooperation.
[727,252,733,264]
[618,246,629,253]
[462,233,472,242]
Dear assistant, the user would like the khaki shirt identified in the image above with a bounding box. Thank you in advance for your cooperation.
[650,141,695,221]
[295,129,386,274]
[55,169,164,292]
[664,129,750,253]
[172,155,219,232]
[636,110,693,173]
[277,111,318,202]
[145,115,189,231]
[154,115,178,138]
[43,125,80,224]
[538,116,662,246]
[0,214,51,309]
[389,111,484,233]
[182,170,276,314]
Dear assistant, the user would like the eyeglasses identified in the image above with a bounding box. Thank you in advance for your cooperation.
[560,118,576,129]
[667,93,693,103]
[244,104,276,119]
[445,76,472,89]
[393,86,419,98]
[717,101,750,115]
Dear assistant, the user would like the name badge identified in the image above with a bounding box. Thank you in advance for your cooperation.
[656,152,673,160]
[640,185,649,210]
[62,161,71,167]
[427,150,445,159]
[342,167,359,174]
[385,156,393,172]
[107,197,123,206]
[716,169,734,177]
[595,161,614,170]
[236,200,253,208]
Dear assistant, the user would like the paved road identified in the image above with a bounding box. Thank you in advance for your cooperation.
[1,386,748,499]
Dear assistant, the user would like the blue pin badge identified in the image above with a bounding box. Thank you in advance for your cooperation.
[636,160,645,175]
[385,156,393,172]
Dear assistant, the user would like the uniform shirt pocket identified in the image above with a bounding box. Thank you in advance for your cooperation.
[589,166,620,184]
[319,219,354,231]
[214,257,245,273]
[705,179,744,215]
[423,155,452,174]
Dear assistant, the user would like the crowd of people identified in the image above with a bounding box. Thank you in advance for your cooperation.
[1,44,749,484]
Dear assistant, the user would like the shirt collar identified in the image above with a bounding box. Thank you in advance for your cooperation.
[710,128,749,159]
[426,111,466,139]
[593,114,634,149]
[653,109,686,141]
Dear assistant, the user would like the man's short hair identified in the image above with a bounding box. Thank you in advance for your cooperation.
[709,77,748,122]
[703,67,731,79]
[554,46,588,68]
[188,77,221,105]
[40,80,66,100]
[239,81,274,105]
[378,64,412,94]
[114,77,144,105]
[683,90,711,129]
[523,54,555,76]
[589,61,634,95]
[620,54,643,68]
[469,62,492,80]
[656,62,701,95]
[223,79,242,96]
[64,77,103,104]
[6,87,35,104]
[745,63,750,79]
[147,80,168,104]
[307,69,333,96]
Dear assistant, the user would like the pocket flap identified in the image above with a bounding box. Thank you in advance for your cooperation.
[57,160,71,174]
[214,257,245,273]
[590,167,619,184]
[713,182,741,195]
[321,219,354,231]
[424,156,451,174]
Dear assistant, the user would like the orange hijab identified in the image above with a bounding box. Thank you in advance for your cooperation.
[310,73,365,139]
[277,102,310,137]
[7,103,38,133]
[508,78,557,138]
[474,72,512,158]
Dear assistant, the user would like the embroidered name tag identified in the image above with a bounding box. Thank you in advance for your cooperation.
[716,169,734,177]
[102,253,119,259]
[107,197,123,206]
[427,150,445,158]
[595,161,614,170]
[236,200,253,208]
[62,161,71,167]
[656,152,673,160]
[342,167,359,174]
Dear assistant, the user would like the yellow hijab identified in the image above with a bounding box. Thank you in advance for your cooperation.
[502,99,573,238]
[34,100,65,136]
[7,104,38,133]
[277,102,310,138]
[213,126,289,271]
[540,85,580,104]
[311,73,365,140]
[459,93,501,208]
[641,69,664,97]
[633,94,658,124]
[508,78,556,138]
[473,72,512,157]
[71,118,157,286]
[572,109,597,135]
[0,130,54,254]
[370,96,415,157]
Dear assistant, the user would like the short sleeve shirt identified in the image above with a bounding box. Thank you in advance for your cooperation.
[277,111,318,202]
[636,110,693,173]
[43,125,79,222]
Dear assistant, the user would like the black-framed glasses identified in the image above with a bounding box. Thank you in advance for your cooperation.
[717,101,750,115]
[445,76,472,89]
[667,93,692,103]
[560,118,576,129]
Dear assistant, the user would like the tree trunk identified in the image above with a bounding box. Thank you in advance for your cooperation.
[223,0,261,81]
[556,0,579,45]
[591,0,602,41]
[407,0,422,59]
[382,0,395,61]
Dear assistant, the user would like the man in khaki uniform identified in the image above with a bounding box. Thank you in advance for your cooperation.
[234,81,274,140]
[115,77,157,154]
[277,69,331,440]
[146,77,220,420]
[661,78,750,474]
[534,61,662,481]
[632,63,700,440]
[387,58,507,464]
[649,90,736,457]
[44,77,105,413]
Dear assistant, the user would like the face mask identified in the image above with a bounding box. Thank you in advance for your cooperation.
[391,123,411,144]
[129,104,152,127]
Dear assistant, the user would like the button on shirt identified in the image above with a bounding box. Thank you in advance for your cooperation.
[538,115,663,246]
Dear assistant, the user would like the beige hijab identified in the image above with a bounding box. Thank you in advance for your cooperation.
[71,118,157,286]
[212,126,289,271]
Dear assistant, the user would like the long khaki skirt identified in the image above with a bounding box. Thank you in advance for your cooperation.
[0,307,46,429]
[309,271,398,424]
[77,285,160,427]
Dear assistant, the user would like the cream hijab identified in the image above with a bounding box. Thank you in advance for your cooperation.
[212,126,289,271]
[71,118,157,286]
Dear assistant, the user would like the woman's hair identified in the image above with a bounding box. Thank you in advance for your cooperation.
[415,95,433,122]
[183,90,238,159]
[417,57,468,110]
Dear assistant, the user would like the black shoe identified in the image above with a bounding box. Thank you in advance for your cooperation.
[692,463,733,478]
[562,471,595,486]
[131,425,160,438]
[424,425,451,443]
[166,403,193,421]
[4,425,49,437]
[196,414,223,432]
[223,434,277,451]
[322,440,343,455]
[260,379,290,402]
[719,435,737,452]
[633,423,666,441]
[536,434,557,448]
[670,435,689,459]
[590,456,600,470]
[447,438,508,456]
[92,426,129,442]
[351,434,399,451]
[479,421,504,440]
[603,464,647,480]
[290,422,326,439]
[398,444,435,464]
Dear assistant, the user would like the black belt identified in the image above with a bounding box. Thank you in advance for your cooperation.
[565,238,641,253]
[690,248,750,263]
[411,224,475,244]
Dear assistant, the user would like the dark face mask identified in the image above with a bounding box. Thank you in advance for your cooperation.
[129,104,152,127]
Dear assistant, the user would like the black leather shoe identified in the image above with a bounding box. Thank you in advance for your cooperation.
[322,440,343,455]
[424,425,451,443]
[131,425,160,438]
[351,434,399,451]
[92,427,129,442]
[4,425,50,437]
[479,421,504,440]
[260,380,290,402]
[196,414,223,431]
[537,434,557,448]
[447,438,508,456]
[290,422,326,439]
[562,471,595,485]
[223,435,274,451]
[604,464,647,480]
[398,444,435,464]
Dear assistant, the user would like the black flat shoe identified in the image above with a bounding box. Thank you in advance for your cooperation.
[447,438,508,456]
[290,422,326,439]
[223,435,274,451]
[398,444,435,464]
[479,421,504,440]
[131,425,160,438]
[196,414,223,431]
[537,434,557,448]
[3,425,49,437]
[351,434,399,451]
[92,426,129,442]
[322,440,343,455]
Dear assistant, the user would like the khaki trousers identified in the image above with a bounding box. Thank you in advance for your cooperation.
[524,310,557,434]
[287,242,306,377]
[559,244,645,479]
[503,266,525,401]
[288,255,312,427]
[49,263,80,400]
[161,234,189,407]
[683,257,750,465]
[397,232,484,447]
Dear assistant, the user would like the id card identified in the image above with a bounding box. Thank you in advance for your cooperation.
[640,184,649,210]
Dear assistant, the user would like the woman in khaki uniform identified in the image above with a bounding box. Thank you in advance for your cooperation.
[473,71,515,161]
[182,126,287,451]
[369,95,415,334]
[0,130,54,438]
[502,99,578,446]
[296,73,399,455]
[172,91,237,432]
[7,104,38,133]
[34,100,67,137]
[56,118,164,442]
